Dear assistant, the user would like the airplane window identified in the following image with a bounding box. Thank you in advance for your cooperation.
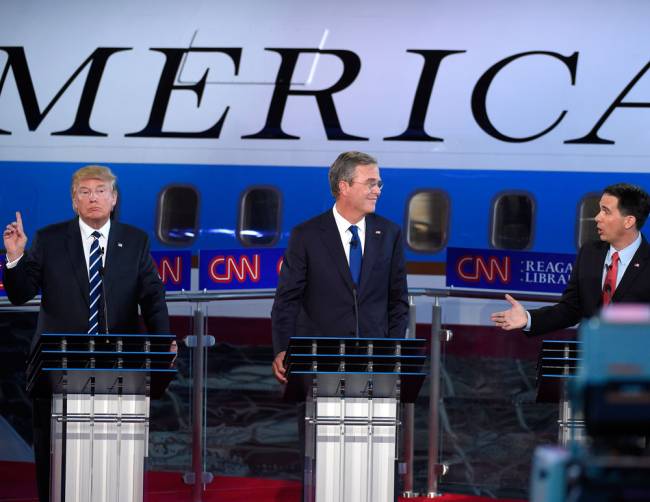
[406,190,449,252]
[239,187,281,247]
[577,194,600,248]
[156,185,199,245]
[491,193,534,250]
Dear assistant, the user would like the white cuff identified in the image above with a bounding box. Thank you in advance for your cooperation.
[5,254,23,269]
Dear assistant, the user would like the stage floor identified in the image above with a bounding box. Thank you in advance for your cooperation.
[0,461,525,502]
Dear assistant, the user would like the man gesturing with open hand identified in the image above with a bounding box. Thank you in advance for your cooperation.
[491,183,650,336]
[490,294,528,331]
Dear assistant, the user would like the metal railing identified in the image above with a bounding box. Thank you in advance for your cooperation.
[0,287,560,501]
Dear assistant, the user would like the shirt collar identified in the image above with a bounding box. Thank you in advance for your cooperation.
[607,232,641,267]
[332,204,366,235]
[78,217,111,241]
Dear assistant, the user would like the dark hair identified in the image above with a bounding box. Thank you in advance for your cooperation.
[328,151,377,197]
[603,183,650,229]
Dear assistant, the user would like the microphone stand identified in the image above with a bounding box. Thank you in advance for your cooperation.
[352,287,360,338]
[98,247,109,335]
[350,231,361,339]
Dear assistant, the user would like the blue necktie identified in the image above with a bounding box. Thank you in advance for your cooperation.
[349,225,362,286]
[88,231,103,334]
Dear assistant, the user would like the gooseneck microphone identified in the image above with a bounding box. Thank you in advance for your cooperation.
[352,287,360,339]
[98,247,109,334]
[603,262,613,294]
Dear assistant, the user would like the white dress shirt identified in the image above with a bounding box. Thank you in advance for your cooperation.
[78,218,110,276]
[601,232,641,289]
[332,205,365,265]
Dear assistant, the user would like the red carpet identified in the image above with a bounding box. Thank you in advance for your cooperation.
[0,461,524,502]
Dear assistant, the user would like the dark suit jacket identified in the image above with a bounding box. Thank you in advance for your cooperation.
[4,218,170,353]
[529,235,650,335]
[271,209,409,355]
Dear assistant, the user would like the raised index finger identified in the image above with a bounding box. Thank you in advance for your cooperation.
[15,211,23,231]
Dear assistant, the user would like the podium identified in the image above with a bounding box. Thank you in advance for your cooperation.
[535,339,582,445]
[26,333,177,502]
[284,337,427,502]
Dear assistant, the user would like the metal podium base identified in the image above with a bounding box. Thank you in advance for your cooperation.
[558,397,585,446]
[51,393,150,502]
[306,396,398,502]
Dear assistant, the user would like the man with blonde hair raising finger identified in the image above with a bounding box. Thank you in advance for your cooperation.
[3,165,171,502]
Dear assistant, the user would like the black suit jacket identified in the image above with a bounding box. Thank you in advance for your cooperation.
[529,235,650,335]
[271,209,409,355]
[4,218,170,353]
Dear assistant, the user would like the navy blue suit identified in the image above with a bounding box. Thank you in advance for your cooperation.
[529,236,650,334]
[4,218,169,351]
[271,209,409,355]
[4,217,169,502]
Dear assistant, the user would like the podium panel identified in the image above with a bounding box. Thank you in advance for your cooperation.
[536,339,584,445]
[51,394,149,502]
[284,337,427,502]
[26,333,176,502]
[311,397,397,502]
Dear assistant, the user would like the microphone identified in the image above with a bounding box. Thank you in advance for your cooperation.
[603,261,613,292]
[352,287,360,339]
[98,247,109,334]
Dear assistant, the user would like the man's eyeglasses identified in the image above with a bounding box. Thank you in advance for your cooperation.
[77,187,112,199]
[350,179,384,191]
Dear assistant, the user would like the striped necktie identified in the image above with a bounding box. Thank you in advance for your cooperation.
[88,231,103,334]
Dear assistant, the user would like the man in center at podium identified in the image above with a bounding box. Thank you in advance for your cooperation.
[271,151,409,384]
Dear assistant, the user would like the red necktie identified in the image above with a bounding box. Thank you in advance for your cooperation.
[602,251,619,306]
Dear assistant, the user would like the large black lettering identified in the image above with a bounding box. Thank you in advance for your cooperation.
[126,48,241,138]
[243,48,366,140]
[385,49,464,142]
[0,47,128,136]
[472,51,578,143]
[565,61,650,144]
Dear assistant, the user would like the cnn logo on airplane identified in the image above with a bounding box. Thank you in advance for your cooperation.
[157,256,183,285]
[209,255,261,283]
[456,255,511,284]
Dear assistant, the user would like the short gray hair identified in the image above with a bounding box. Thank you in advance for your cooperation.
[328,151,378,197]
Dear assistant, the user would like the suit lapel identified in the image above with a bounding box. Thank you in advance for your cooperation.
[103,221,122,298]
[319,211,355,292]
[589,243,608,306]
[66,218,89,306]
[359,215,381,293]
[613,236,650,302]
